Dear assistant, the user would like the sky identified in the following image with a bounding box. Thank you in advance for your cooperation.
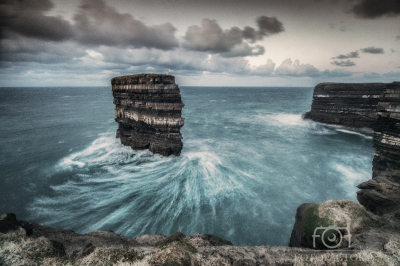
[0,0,399,87]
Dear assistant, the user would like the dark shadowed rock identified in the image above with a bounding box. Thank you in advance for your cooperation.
[112,73,185,156]
[288,203,316,248]
[0,213,33,235]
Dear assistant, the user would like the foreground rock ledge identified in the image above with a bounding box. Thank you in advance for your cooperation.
[1,213,399,266]
[112,73,184,156]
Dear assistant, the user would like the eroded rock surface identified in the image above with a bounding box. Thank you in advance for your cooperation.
[112,73,184,156]
[303,82,388,128]
[357,82,400,214]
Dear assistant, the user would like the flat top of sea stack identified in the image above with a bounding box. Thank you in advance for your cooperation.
[113,73,174,80]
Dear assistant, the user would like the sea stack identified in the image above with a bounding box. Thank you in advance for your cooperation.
[357,82,400,214]
[303,82,388,128]
[111,74,184,156]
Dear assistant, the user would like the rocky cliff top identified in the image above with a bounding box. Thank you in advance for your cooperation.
[111,74,175,85]
[3,213,398,266]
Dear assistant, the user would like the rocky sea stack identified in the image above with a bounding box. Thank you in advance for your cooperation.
[112,74,184,156]
[303,82,389,128]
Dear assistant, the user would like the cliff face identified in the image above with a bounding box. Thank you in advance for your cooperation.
[357,82,400,214]
[303,82,388,128]
[112,74,184,156]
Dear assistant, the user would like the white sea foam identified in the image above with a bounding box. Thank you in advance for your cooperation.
[335,129,372,139]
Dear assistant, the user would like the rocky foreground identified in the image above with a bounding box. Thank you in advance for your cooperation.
[112,74,185,156]
[1,209,400,266]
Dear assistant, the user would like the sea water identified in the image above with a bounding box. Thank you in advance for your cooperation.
[0,86,373,246]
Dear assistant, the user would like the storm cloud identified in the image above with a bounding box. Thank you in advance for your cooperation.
[0,0,74,41]
[73,0,179,50]
[184,16,284,56]
[351,0,400,19]
[331,60,356,67]
[0,0,179,50]
[361,46,385,54]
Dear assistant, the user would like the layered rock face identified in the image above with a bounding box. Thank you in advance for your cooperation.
[304,82,388,128]
[357,82,400,214]
[112,74,184,156]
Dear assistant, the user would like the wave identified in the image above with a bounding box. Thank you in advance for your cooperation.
[335,129,372,139]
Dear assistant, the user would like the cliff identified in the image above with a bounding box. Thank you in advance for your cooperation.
[357,82,400,214]
[303,82,388,128]
[112,74,184,156]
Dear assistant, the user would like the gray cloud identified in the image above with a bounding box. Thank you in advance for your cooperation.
[332,51,359,59]
[361,46,385,54]
[396,35,400,41]
[184,16,283,56]
[220,43,265,58]
[257,16,285,37]
[331,60,356,67]
[363,71,400,79]
[184,19,243,53]
[0,0,74,41]
[351,0,400,19]
[275,59,320,77]
[73,0,179,50]
[0,0,179,50]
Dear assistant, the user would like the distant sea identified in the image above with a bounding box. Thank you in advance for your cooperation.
[0,86,373,246]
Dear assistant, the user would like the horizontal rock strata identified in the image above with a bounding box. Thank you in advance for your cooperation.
[303,82,388,128]
[357,82,400,214]
[112,74,184,156]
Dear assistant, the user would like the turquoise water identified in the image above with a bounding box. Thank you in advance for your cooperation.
[0,87,373,246]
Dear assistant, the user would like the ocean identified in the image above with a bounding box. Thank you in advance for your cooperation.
[0,86,374,246]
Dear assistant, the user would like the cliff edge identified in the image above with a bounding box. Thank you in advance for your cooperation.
[357,82,400,214]
[112,74,184,156]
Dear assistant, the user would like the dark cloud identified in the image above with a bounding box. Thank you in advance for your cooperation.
[184,19,243,53]
[331,60,356,67]
[396,35,400,41]
[0,0,74,41]
[351,0,400,19]
[257,16,284,37]
[361,46,385,54]
[0,0,179,50]
[73,0,178,50]
[184,16,283,56]
[332,51,359,59]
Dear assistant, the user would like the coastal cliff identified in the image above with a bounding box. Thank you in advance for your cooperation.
[357,82,400,214]
[112,74,184,156]
[303,82,388,128]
